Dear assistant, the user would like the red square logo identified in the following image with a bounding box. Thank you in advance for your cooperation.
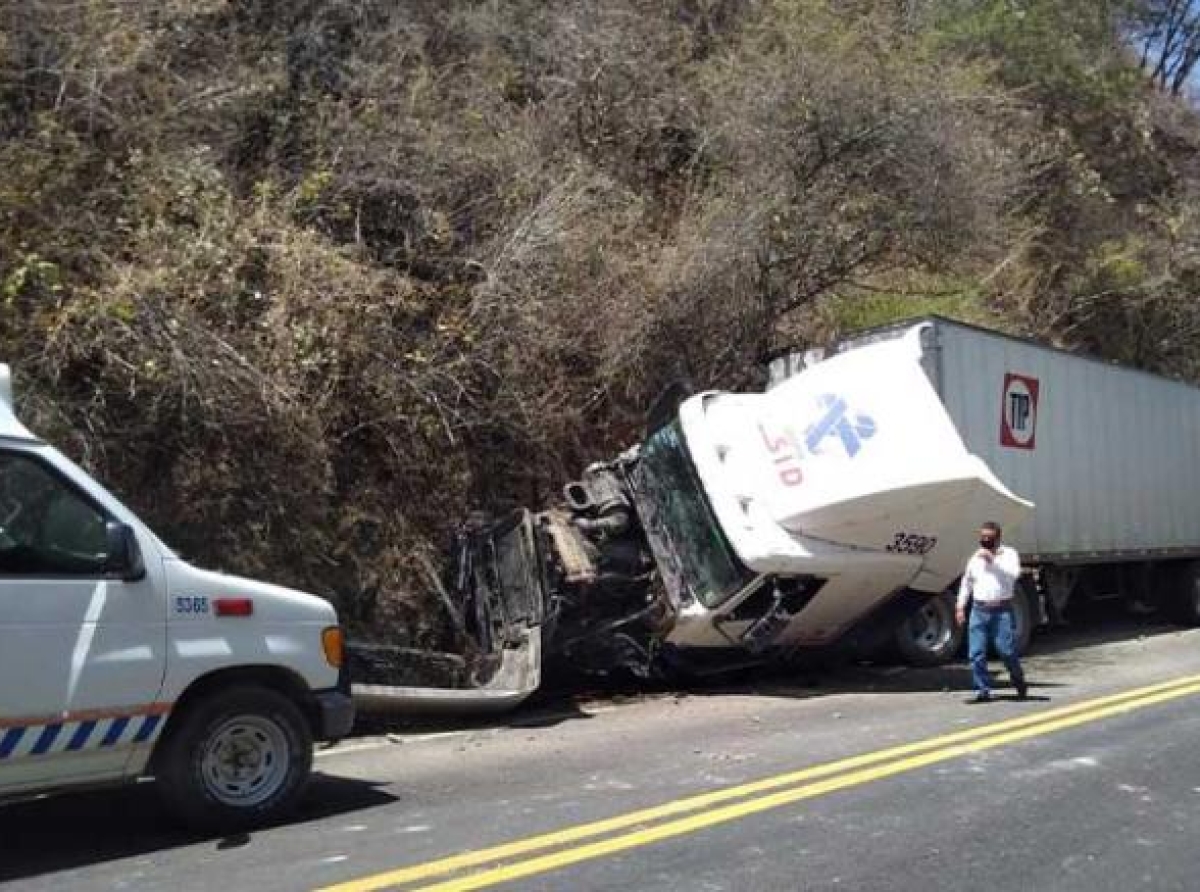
[1000,373,1039,449]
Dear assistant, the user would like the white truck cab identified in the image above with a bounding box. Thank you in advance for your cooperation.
[0,366,353,830]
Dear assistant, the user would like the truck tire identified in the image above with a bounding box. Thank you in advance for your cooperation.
[1167,560,1200,625]
[1008,580,1035,656]
[894,589,964,666]
[156,685,313,833]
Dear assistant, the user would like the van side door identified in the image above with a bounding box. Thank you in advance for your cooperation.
[0,448,167,794]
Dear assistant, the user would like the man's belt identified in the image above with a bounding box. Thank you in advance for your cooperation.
[974,599,1013,611]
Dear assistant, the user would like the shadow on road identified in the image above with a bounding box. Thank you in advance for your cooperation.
[1023,614,1179,658]
[351,693,599,738]
[0,773,396,884]
[351,608,1185,738]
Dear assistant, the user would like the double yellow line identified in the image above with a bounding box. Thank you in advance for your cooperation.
[320,674,1200,892]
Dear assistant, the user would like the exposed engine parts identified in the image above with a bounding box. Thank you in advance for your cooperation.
[563,464,633,542]
[544,461,667,674]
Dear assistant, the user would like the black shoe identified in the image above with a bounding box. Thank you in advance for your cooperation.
[1015,680,1029,700]
[966,692,992,704]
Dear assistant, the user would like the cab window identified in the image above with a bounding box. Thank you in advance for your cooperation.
[0,452,110,576]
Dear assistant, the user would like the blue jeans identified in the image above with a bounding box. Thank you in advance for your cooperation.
[968,606,1025,695]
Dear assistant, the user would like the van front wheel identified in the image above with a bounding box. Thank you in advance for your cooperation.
[156,685,313,832]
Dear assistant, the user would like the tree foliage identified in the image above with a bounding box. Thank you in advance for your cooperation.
[1132,0,1200,96]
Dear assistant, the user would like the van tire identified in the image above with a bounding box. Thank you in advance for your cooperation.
[156,685,313,833]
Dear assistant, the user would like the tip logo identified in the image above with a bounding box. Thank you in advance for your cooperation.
[805,394,877,458]
[1000,373,1040,449]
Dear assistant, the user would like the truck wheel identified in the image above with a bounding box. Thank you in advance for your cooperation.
[1009,580,1035,656]
[156,685,313,832]
[894,589,963,666]
[1168,560,1200,625]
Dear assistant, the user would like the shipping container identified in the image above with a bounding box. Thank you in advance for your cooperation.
[817,317,1200,564]
[764,315,1200,659]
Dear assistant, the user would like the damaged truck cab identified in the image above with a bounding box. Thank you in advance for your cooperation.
[452,325,1033,681]
[420,312,1200,702]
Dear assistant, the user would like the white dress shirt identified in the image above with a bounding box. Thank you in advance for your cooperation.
[957,545,1021,610]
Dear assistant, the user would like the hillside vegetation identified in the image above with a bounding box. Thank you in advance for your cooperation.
[2,0,1199,639]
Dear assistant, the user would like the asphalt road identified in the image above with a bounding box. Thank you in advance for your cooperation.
[3,616,1200,892]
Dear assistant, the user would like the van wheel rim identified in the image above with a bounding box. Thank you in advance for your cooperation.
[200,716,290,808]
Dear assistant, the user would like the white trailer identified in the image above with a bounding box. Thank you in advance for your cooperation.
[772,316,1200,662]
[833,318,1200,561]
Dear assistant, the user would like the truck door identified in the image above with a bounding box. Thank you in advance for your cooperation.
[0,449,166,794]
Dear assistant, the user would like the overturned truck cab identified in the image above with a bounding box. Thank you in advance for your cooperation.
[354,326,1034,708]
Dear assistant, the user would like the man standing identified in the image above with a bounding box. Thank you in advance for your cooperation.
[955,521,1028,703]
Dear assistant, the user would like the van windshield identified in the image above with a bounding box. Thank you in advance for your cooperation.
[633,421,753,608]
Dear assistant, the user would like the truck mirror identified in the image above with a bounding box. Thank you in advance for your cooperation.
[105,521,146,581]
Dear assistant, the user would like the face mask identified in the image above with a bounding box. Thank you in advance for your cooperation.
[980,538,997,551]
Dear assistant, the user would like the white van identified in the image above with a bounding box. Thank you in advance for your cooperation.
[0,366,352,830]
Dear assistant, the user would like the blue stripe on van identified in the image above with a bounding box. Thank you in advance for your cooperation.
[102,716,130,747]
[0,727,23,758]
[0,706,169,760]
[68,720,97,752]
[31,723,62,756]
[133,715,161,743]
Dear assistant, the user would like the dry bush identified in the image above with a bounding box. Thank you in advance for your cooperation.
[942,1,1200,374]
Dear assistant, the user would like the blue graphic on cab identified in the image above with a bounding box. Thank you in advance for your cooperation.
[803,394,877,458]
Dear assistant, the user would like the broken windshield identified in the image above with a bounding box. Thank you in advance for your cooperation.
[633,421,753,608]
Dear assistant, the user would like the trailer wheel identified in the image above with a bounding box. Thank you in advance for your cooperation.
[1008,580,1035,656]
[894,589,963,666]
[156,685,313,833]
[1168,560,1200,626]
